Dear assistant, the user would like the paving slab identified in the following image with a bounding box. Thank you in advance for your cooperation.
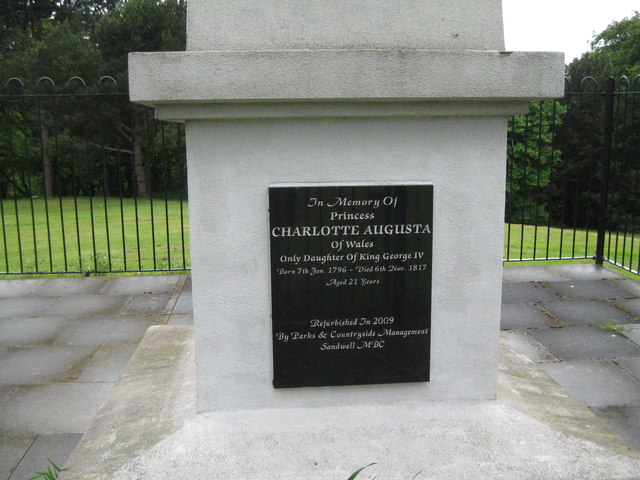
[0,346,96,385]
[591,406,640,452]
[616,298,640,318]
[618,357,640,382]
[60,326,196,480]
[547,264,623,280]
[46,295,131,317]
[171,290,192,315]
[0,436,35,480]
[624,325,640,346]
[500,331,559,363]
[0,383,113,435]
[501,282,560,304]
[500,303,559,330]
[541,359,640,408]
[33,277,109,297]
[539,300,637,326]
[608,278,640,298]
[77,344,139,382]
[529,326,640,361]
[53,317,156,346]
[502,265,569,283]
[7,434,82,480]
[0,387,17,406]
[544,280,634,300]
[124,293,172,315]
[0,297,58,319]
[0,279,45,298]
[0,317,75,347]
[99,275,182,296]
[167,313,193,325]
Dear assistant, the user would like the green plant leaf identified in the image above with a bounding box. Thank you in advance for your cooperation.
[28,459,66,480]
[347,463,376,480]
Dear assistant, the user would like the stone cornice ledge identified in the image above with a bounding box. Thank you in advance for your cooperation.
[129,49,564,120]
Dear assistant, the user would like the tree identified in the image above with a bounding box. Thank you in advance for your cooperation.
[506,101,566,226]
[1,21,104,197]
[3,21,102,84]
[92,0,186,197]
[1,0,118,64]
[0,0,57,42]
[551,12,640,232]
[590,11,640,78]
[95,0,185,84]
[1,0,186,199]
[1,1,119,198]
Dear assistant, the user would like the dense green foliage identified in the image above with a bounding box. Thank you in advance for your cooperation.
[95,0,186,84]
[590,11,640,78]
[506,101,566,225]
[1,0,186,199]
[508,11,640,233]
[562,11,639,85]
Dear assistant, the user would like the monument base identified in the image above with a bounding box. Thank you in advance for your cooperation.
[59,325,640,480]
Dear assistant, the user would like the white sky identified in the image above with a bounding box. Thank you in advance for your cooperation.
[502,0,639,63]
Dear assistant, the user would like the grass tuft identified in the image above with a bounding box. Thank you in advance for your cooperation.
[597,321,630,335]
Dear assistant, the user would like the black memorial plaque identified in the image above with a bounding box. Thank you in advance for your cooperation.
[269,184,433,388]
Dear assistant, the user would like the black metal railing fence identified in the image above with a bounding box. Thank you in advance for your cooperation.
[505,75,640,275]
[0,76,188,275]
[1,75,639,276]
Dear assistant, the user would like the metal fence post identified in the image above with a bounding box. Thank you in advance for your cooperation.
[595,77,615,265]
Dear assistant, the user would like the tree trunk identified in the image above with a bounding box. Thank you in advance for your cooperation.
[41,126,53,197]
[102,160,110,197]
[133,142,148,198]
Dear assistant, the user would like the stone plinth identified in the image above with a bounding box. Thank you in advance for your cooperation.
[129,0,564,412]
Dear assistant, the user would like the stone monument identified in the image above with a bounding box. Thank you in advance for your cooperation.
[59,4,640,476]
[46,1,640,478]
[129,0,563,412]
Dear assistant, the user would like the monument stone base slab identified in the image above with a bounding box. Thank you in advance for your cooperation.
[60,326,640,480]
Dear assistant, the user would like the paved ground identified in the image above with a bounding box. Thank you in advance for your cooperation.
[502,264,640,451]
[0,264,639,479]
[0,274,192,480]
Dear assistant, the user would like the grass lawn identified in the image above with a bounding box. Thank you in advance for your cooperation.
[0,197,189,274]
[0,197,638,277]
[504,223,639,275]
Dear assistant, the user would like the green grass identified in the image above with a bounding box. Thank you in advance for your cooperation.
[597,321,630,335]
[0,197,189,274]
[1,198,638,278]
[504,223,639,276]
